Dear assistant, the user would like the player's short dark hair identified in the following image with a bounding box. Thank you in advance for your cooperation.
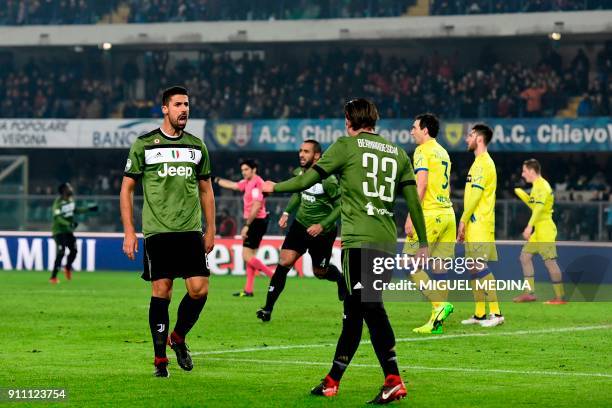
[472,124,493,145]
[344,98,379,130]
[58,182,70,195]
[162,86,188,106]
[523,158,541,174]
[303,139,322,155]
[415,113,439,138]
[240,159,257,170]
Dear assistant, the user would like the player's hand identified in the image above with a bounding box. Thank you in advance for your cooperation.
[278,213,289,229]
[241,225,249,240]
[71,221,79,229]
[263,181,276,193]
[88,204,99,212]
[404,216,414,237]
[123,231,138,261]
[522,225,533,241]
[307,224,324,237]
[415,245,429,262]
[203,230,215,254]
[457,221,466,243]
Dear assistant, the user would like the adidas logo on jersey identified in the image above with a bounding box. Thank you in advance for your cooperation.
[157,163,193,178]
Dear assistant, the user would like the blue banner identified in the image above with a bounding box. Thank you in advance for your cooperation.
[205,118,612,152]
[0,233,610,287]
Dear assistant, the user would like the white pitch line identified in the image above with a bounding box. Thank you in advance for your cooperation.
[193,324,612,356]
[196,357,612,379]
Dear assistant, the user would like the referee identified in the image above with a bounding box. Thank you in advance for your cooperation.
[120,86,216,377]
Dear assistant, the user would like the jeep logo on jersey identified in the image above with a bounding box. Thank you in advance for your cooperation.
[157,163,193,178]
[301,193,316,203]
[365,202,393,216]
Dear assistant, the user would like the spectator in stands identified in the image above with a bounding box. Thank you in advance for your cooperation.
[571,49,591,93]
[577,93,593,117]
[520,80,547,117]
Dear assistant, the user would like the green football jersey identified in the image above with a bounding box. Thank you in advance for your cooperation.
[51,197,81,235]
[313,132,415,249]
[286,168,340,232]
[124,128,211,238]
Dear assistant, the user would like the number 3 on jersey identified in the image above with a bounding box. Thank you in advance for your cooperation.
[362,153,397,202]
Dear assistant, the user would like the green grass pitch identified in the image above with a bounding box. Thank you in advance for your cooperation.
[1,270,611,407]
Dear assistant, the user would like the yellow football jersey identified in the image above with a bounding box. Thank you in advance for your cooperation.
[528,176,554,226]
[464,151,496,232]
[413,139,453,214]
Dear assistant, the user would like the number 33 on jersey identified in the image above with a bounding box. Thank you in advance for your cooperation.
[313,132,415,248]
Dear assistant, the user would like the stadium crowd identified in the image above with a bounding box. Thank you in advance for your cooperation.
[1,0,609,25]
[2,45,611,120]
[430,0,609,15]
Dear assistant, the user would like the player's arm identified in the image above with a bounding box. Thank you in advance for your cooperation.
[279,193,300,229]
[527,199,545,227]
[416,171,428,202]
[521,184,546,240]
[320,201,341,231]
[319,177,341,230]
[199,179,216,253]
[273,168,321,193]
[214,177,241,191]
[399,151,427,247]
[460,187,483,224]
[197,143,215,252]
[457,185,484,242]
[121,139,145,260]
[120,176,138,260]
[514,187,533,209]
[284,193,301,214]
[52,201,73,228]
[405,150,427,235]
[75,203,98,214]
[402,182,427,247]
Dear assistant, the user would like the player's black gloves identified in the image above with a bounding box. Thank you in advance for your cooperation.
[88,204,99,212]
[71,222,79,229]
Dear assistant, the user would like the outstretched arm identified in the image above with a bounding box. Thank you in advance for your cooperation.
[214,177,241,191]
[273,168,322,193]
[514,188,533,209]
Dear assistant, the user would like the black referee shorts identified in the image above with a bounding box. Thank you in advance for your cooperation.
[142,231,210,281]
[243,217,269,249]
[281,221,337,269]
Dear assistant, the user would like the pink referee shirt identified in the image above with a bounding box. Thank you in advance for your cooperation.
[237,175,267,219]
